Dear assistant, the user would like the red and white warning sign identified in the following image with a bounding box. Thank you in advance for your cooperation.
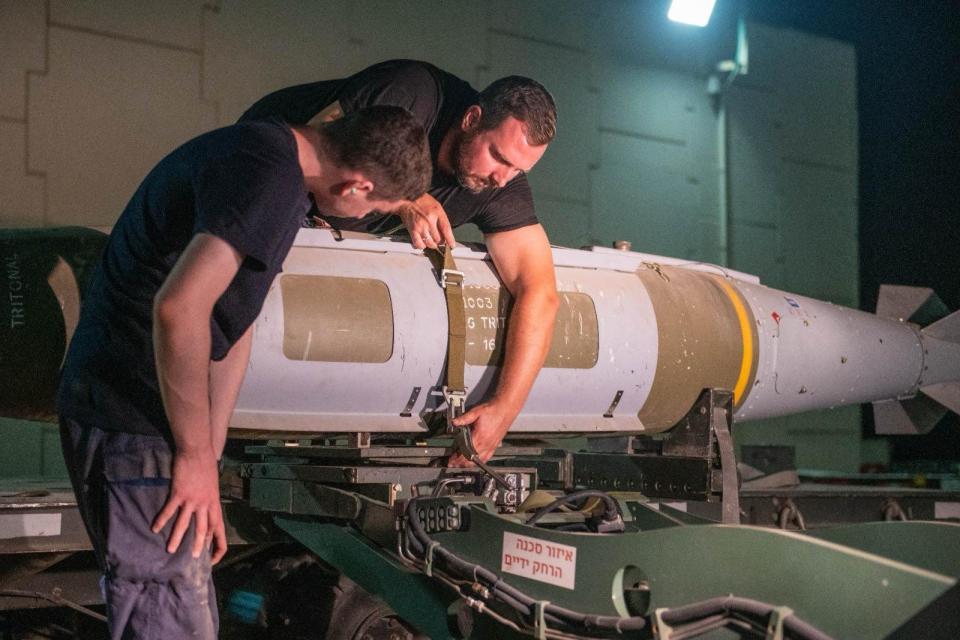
[501,531,577,590]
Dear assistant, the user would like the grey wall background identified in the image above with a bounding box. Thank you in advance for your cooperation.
[0,0,870,477]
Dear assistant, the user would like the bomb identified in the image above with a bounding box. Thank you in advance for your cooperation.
[2,227,957,436]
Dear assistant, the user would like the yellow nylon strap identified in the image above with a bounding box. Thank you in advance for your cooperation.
[428,245,466,394]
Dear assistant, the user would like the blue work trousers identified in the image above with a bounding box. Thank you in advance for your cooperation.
[60,417,219,639]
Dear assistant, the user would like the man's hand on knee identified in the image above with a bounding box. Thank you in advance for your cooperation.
[151,449,228,564]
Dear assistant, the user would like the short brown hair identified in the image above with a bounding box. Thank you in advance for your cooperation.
[322,106,431,201]
[477,76,557,146]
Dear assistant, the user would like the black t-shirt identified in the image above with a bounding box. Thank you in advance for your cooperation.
[240,59,538,235]
[57,120,311,438]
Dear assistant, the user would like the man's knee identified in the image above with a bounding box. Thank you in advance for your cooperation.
[107,569,217,640]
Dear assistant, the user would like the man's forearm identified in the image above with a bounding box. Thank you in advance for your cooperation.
[152,233,244,456]
[154,306,215,456]
[478,224,559,438]
[492,286,558,415]
[447,282,558,466]
[209,325,254,458]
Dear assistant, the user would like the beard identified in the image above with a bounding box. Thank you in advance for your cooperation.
[451,128,494,193]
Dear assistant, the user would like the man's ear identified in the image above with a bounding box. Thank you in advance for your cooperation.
[461,105,482,131]
[336,179,374,197]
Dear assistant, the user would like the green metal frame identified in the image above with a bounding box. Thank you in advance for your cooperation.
[431,508,955,638]
[273,516,458,640]
[258,462,960,640]
[806,521,960,576]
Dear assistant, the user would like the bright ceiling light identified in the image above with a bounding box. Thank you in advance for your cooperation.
[667,0,718,27]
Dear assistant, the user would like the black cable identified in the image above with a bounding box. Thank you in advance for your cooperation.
[658,595,833,640]
[525,490,621,527]
[403,497,645,634]
[405,498,835,639]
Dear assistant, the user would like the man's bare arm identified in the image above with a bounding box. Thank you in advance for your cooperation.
[450,224,558,464]
[209,324,253,459]
[152,233,242,564]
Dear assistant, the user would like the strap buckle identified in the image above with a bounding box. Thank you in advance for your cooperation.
[442,386,467,424]
[440,268,464,289]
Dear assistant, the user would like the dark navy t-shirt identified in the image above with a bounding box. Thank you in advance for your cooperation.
[57,119,310,438]
[240,59,538,235]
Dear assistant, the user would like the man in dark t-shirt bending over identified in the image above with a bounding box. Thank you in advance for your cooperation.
[243,60,561,465]
[57,107,430,639]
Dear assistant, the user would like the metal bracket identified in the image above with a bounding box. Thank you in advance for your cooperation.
[424,541,440,577]
[660,388,740,522]
[401,386,422,417]
[346,432,371,449]
[653,608,675,640]
[766,605,794,640]
[661,389,724,458]
[775,498,806,530]
[710,392,741,525]
[442,386,467,424]
[534,599,550,640]
[603,390,624,418]
[883,498,909,522]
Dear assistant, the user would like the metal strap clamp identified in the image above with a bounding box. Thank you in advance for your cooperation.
[534,600,550,640]
[443,386,467,424]
[424,541,441,577]
[766,605,794,640]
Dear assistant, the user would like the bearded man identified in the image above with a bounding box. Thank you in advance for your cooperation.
[242,60,561,464]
